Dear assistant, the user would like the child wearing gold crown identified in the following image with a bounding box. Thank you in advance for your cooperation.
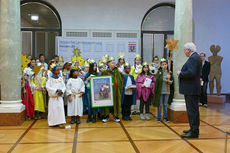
[101,57,124,123]
[84,60,100,123]
[136,62,155,120]
[121,63,136,121]
[46,64,66,128]
[117,52,125,73]
[153,58,174,123]
[30,64,46,120]
[66,66,85,124]
[130,54,142,115]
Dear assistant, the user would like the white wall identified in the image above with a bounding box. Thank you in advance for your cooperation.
[193,0,230,94]
[47,0,175,31]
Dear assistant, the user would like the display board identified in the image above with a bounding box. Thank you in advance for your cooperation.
[56,37,138,65]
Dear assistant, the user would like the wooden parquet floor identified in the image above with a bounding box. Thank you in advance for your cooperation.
[1,104,230,153]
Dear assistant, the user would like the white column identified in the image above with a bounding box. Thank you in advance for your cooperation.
[0,0,25,113]
[169,0,193,111]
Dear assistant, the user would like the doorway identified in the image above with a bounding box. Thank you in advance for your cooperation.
[141,3,175,63]
[21,0,62,61]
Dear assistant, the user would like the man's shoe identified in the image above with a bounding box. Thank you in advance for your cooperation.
[87,116,92,123]
[157,119,161,123]
[181,132,199,138]
[183,129,191,134]
[203,104,208,108]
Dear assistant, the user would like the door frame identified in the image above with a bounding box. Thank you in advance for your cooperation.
[21,0,62,59]
[141,3,175,60]
[141,30,174,60]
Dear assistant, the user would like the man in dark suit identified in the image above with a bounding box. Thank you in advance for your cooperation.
[200,53,210,107]
[177,42,202,138]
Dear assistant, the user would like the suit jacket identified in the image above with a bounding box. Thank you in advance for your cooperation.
[201,61,210,82]
[179,52,202,95]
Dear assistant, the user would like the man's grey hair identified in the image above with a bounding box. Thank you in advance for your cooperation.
[184,42,197,52]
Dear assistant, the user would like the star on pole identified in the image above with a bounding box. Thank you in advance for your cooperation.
[165,37,179,51]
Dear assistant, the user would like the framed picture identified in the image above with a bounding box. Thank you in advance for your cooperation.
[90,75,113,108]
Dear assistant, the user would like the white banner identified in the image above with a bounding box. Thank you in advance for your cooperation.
[56,37,138,65]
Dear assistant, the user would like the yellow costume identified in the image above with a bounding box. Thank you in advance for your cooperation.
[31,75,46,113]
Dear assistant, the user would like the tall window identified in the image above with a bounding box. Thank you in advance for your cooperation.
[21,0,61,61]
[141,3,175,62]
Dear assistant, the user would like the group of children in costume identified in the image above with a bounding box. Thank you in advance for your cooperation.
[21,53,174,128]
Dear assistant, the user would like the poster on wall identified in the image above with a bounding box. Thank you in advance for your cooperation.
[56,37,138,65]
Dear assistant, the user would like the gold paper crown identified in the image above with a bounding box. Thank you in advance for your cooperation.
[108,57,115,63]
[49,63,57,71]
[142,62,149,66]
[124,62,131,68]
[135,54,141,59]
[118,52,125,59]
[89,59,96,65]
[101,56,108,63]
[160,58,167,64]
[71,66,79,71]
[104,54,109,58]
[98,62,105,68]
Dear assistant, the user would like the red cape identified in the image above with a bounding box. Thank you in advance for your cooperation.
[21,82,34,118]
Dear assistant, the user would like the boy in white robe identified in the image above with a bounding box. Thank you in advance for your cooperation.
[46,64,66,128]
[66,66,85,124]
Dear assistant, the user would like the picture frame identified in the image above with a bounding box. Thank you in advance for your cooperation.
[90,75,114,108]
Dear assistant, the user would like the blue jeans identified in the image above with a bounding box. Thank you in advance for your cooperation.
[86,89,96,116]
[157,94,169,120]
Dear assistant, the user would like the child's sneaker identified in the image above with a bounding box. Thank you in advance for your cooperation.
[203,104,208,108]
[102,116,109,123]
[163,118,170,123]
[140,114,145,120]
[145,114,151,120]
[114,116,120,122]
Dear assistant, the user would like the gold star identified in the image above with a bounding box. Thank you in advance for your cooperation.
[73,48,81,56]
[165,37,179,51]
[21,54,31,72]
[32,65,43,76]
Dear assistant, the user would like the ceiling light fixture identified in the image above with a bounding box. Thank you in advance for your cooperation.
[31,14,39,21]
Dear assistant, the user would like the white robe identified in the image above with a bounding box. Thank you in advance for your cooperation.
[46,77,66,126]
[66,78,85,116]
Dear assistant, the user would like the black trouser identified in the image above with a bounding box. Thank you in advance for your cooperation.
[122,95,133,117]
[184,95,200,134]
[140,96,150,114]
[200,81,208,105]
